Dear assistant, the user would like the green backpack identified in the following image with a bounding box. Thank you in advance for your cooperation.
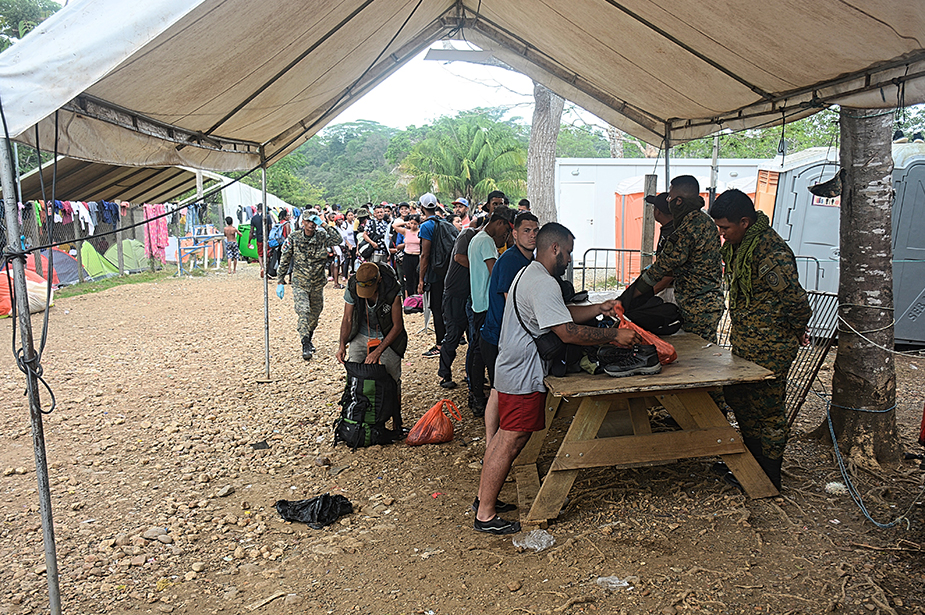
[334,362,402,449]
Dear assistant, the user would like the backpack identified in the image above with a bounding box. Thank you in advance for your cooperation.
[402,294,424,314]
[624,296,683,337]
[334,362,402,449]
[428,217,459,271]
[267,222,286,248]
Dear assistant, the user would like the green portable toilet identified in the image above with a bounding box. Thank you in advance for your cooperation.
[237,224,258,260]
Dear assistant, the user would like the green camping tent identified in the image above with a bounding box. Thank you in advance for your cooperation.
[81,242,118,279]
[104,239,148,272]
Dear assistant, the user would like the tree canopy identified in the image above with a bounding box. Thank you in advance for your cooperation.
[0,0,59,51]
[399,111,528,203]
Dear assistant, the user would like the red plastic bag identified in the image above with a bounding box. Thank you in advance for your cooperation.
[615,303,677,365]
[406,399,462,446]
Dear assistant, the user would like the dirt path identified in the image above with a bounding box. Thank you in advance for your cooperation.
[0,263,923,615]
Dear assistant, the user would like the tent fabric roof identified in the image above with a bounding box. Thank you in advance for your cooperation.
[1,0,923,172]
[18,158,217,203]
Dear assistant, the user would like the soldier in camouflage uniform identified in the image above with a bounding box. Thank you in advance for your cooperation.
[277,212,344,360]
[710,189,811,490]
[630,175,724,341]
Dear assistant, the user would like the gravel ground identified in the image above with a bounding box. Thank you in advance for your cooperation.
[0,263,923,615]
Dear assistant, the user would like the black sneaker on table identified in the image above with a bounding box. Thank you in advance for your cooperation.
[603,344,661,377]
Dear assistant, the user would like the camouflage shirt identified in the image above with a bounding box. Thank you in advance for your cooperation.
[278,225,343,288]
[640,209,723,317]
[727,227,812,373]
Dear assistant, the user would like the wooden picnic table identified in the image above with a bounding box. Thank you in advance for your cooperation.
[512,331,779,526]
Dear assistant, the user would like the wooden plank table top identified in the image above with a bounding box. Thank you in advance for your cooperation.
[544,331,774,398]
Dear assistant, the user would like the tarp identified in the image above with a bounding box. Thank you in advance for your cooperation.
[80,242,118,279]
[0,268,53,317]
[1,0,923,173]
[104,239,148,272]
[41,249,87,286]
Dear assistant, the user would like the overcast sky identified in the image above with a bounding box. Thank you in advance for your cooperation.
[330,44,608,133]
[332,48,535,128]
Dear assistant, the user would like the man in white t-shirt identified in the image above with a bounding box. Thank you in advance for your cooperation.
[472,223,641,534]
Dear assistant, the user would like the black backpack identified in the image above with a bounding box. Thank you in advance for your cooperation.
[624,296,682,337]
[428,217,459,270]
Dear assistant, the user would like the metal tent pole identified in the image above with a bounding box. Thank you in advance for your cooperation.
[261,151,270,380]
[1,139,62,615]
[664,128,671,188]
[709,134,720,206]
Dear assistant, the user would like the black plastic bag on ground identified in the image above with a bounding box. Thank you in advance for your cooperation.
[275,494,353,529]
[334,361,402,449]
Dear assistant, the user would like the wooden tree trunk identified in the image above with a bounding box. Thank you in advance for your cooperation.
[826,106,900,467]
[606,125,624,158]
[528,82,564,224]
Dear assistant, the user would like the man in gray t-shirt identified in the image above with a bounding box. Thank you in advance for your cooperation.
[473,223,640,535]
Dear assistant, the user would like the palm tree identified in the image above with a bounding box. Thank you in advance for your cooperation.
[401,114,527,204]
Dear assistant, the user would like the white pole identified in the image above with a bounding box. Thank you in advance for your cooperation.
[261,151,270,380]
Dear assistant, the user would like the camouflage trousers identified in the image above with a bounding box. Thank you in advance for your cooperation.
[724,373,789,460]
[680,309,729,412]
[680,308,721,343]
[292,284,324,338]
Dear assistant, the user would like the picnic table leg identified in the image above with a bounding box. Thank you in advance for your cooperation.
[525,397,612,524]
[659,391,779,498]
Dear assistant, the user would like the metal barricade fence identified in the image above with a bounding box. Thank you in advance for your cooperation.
[718,290,839,426]
[573,248,837,426]
[578,248,643,293]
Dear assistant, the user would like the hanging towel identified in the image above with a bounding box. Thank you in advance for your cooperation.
[143,203,169,264]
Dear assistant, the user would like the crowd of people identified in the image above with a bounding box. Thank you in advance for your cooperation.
[239,178,809,535]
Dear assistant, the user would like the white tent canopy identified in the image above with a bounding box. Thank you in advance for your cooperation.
[1,0,924,173]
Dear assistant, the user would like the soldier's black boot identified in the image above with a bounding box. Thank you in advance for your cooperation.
[307,332,316,353]
[743,437,782,491]
[301,336,313,361]
[756,455,783,491]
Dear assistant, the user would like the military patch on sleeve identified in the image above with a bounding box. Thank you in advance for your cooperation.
[758,257,774,278]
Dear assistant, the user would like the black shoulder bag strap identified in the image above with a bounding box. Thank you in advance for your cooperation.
[511,266,567,363]
[510,269,535,341]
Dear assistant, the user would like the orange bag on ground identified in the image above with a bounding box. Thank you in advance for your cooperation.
[406,399,462,446]
[615,303,678,365]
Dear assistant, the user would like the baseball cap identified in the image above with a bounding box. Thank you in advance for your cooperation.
[645,192,671,215]
[451,197,469,207]
[355,262,381,299]
[419,193,438,209]
[490,206,516,225]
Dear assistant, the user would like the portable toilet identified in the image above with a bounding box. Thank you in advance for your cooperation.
[762,144,925,345]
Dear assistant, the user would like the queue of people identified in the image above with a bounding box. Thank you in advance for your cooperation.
[252,180,809,536]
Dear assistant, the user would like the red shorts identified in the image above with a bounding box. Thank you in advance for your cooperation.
[255,241,264,258]
[498,391,546,432]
